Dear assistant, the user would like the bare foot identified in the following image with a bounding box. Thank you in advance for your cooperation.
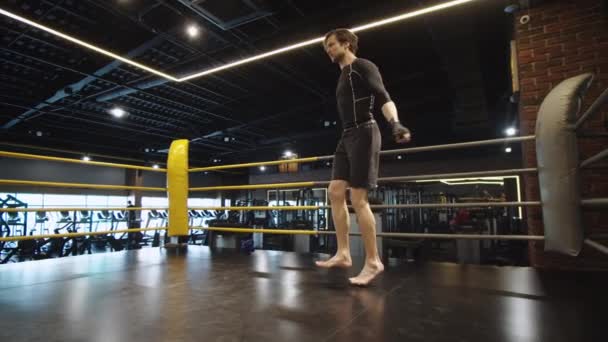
[315,253,352,269]
[349,260,384,286]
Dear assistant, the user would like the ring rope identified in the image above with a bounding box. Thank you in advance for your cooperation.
[197,227,545,241]
[0,179,166,192]
[0,150,166,172]
[0,227,167,242]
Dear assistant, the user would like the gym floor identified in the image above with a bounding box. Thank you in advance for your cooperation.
[0,247,605,342]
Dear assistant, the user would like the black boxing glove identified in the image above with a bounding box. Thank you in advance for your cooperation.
[389,119,411,143]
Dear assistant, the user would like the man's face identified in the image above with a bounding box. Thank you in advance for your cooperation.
[324,35,348,63]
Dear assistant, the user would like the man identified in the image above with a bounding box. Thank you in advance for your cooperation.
[315,28,411,286]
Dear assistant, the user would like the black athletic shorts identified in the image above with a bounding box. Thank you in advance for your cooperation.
[331,120,382,189]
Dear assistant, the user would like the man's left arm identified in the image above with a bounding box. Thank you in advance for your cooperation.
[359,60,411,143]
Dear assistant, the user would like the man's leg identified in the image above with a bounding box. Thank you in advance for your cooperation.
[348,188,384,285]
[315,180,352,268]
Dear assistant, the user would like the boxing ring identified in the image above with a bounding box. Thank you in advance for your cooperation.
[2,74,606,254]
[0,73,607,341]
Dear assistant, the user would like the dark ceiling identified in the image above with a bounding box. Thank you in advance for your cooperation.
[0,0,517,167]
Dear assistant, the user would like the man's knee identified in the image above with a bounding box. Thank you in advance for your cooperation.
[328,181,347,203]
[350,189,369,211]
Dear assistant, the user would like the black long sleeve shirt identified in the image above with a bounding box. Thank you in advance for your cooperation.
[335,58,391,129]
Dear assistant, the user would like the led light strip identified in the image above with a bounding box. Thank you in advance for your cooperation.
[441,180,505,185]
[416,176,506,183]
[179,35,326,81]
[416,175,523,218]
[0,0,478,82]
[0,8,179,82]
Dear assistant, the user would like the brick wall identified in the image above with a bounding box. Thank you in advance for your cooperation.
[515,0,608,269]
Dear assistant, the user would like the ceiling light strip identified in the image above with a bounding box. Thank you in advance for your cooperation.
[178,36,325,81]
[350,0,476,32]
[0,8,179,81]
[179,0,478,81]
[0,0,478,82]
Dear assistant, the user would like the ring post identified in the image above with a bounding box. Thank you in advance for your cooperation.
[535,73,594,256]
[167,139,189,247]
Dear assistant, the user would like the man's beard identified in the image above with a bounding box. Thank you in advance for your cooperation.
[332,51,345,64]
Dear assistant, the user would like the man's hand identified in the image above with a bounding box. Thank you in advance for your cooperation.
[390,120,411,144]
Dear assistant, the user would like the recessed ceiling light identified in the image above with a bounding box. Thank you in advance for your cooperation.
[109,107,126,118]
[186,24,199,38]
[505,127,517,136]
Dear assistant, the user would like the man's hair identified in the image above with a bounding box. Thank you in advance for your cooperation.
[324,28,359,54]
